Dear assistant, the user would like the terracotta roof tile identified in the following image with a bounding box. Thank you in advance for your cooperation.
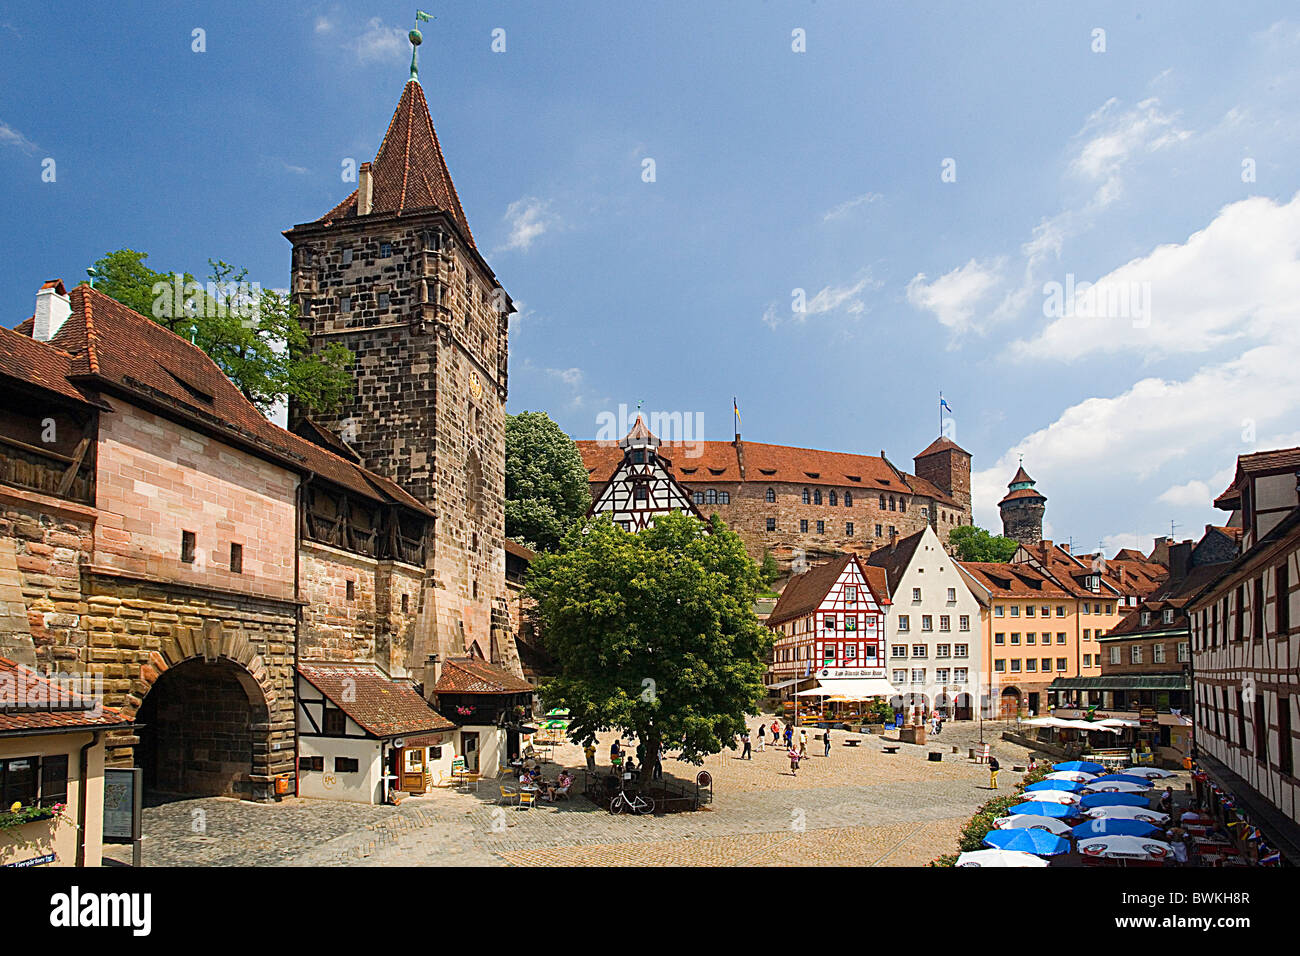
[297,662,455,737]
[0,658,133,735]
[915,436,970,458]
[434,657,533,694]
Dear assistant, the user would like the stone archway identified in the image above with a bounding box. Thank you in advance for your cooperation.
[136,657,269,801]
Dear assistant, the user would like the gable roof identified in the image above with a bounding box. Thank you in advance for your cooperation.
[1214,446,1300,509]
[6,285,432,518]
[312,80,474,246]
[957,561,1070,599]
[767,554,889,627]
[434,657,534,695]
[865,527,926,592]
[297,662,455,738]
[915,436,970,458]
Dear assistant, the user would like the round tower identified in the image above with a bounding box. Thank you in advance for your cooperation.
[999,465,1046,546]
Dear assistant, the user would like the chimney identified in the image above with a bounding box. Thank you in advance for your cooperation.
[423,653,442,702]
[33,280,71,342]
[357,162,374,216]
[1168,541,1193,584]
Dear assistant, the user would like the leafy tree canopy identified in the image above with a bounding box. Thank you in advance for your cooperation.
[87,249,354,415]
[505,410,591,553]
[949,524,1020,562]
[526,511,773,764]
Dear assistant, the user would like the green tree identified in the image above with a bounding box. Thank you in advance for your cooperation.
[526,511,772,767]
[87,249,354,415]
[505,411,591,552]
[759,550,780,589]
[949,524,1020,562]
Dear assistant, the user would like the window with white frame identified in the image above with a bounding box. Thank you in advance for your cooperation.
[898,615,910,632]
[1110,647,1121,665]
[1131,645,1142,664]
[1153,643,1166,663]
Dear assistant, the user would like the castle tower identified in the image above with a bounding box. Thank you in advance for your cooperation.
[913,436,972,515]
[284,56,518,679]
[999,465,1047,546]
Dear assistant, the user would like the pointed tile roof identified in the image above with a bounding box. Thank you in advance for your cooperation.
[915,436,970,458]
[314,80,474,245]
[1009,465,1035,485]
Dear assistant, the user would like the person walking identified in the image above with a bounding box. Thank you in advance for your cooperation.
[988,755,1001,790]
[772,719,781,741]
[1159,787,1174,814]
[783,724,793,750]
[799,728,808,757]
[788,746,802,775]
[757,722,766,752]
[741,731,752,759]
[823,727,832,757]
[653,742,664,781]
[584,739,597,774]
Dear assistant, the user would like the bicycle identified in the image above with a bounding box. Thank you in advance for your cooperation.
[609,788,655,815]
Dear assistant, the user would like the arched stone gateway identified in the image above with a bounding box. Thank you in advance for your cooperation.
[999,686,1021,719]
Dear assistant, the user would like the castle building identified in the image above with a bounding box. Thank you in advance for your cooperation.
[284,69,519,681]
[577,427,973,571]
[999,465,1047,546]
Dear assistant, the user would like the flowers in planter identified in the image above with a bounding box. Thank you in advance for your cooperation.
[0,801,65,831]
[455,705,475,716]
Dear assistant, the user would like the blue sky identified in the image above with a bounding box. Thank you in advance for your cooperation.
[4,2,1300,555]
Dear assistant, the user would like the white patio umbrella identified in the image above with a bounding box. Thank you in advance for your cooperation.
[955,849,1049,867]
[1122,766,1177,779]
[992,814,1072,836]
[795,688,832,696]
[1083,805,1169,825]
[1058,719,1121,733]
[1095,718,1141,728]
[1084,780,1151,794]
[1045,770,1097,783]
[1077,835,1173,862]
[1022,790,1082,805]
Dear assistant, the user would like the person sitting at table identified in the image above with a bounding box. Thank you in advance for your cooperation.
[545,770,573,801]
[624,755,638,780]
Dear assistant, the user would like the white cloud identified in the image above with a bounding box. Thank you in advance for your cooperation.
[1012,193,1300,360]
[1069,97,1191,210]
[353,18,406,64]
[763,275,880,329]
[0,120,36,153]
[905,259,1002,336]
[314,16,335,34]
[546,367,587,408]
[498,197,558,253]
[823,192,882,221]
[1156,480,1216,509]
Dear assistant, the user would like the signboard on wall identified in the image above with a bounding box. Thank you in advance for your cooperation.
[103,768,141,843]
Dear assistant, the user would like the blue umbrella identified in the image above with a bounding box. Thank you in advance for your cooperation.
[1080,792,1150,809]
[984,827,1071,856]
[1070,818,1161,839]
[1026,779,1085,792]
[1088,773,1152,787]
[1054,760,1106,774]
[1008,801,1077,818]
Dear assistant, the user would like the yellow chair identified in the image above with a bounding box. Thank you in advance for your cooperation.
[499,786,519,806]
[518,790,536,810]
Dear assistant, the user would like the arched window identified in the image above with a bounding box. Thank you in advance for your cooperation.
[692,491,705,505]
[765,488,776,503]
[844,491,853,507]
[706,489,718,505]
[466,451,484,516]
[829,491,838,506]
[802,488,811,504]
[719,491,731,504]
[813,489,823,505]
[899,497,906,513]
[879,494,886,509]
[888,496,896,512]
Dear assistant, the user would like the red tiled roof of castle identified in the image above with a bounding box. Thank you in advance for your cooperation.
[298,662,455,737]
[314,80,474,246]
[915,436,970,458]
[576,439,962,507]
[6,285,432,518]
[999,486,1047,504]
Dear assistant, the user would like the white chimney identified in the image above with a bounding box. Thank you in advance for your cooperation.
[357,162,373,216]
[33,280,71,342]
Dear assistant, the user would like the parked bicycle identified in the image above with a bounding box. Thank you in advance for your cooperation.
[609,788,655,815]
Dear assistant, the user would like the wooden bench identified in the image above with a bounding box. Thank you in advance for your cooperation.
[844,738,861,747]
[882,745,899,754]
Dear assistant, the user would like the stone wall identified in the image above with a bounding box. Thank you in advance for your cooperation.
[1001,498,1045,546]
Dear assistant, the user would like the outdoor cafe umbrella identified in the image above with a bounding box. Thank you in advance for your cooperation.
[956,849,1049,867]
[1054,760,1106,774]
[1070,818,1162,839]
[1083,805,1169,825]
[1026,779,1086,793]
[544,708,570,717]
[1089,773,1155,787]
[1045,770,1097,783]
[1122,766,1177,780]
[984,827,1071,856]
[1080,792,1150,810]
[1083,780,1151,794]
[992,814,1073,836]
[1077,835,1173,862]
[1008,801,1077,818]
[1021,790,1082,806]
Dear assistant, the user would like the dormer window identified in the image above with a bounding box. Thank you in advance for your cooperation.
[1140,611,1151,626]
[631,450,646,464]
[1162,609,1175,624]
[805,472,820,479]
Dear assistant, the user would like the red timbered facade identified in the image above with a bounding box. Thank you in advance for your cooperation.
[766,554,891,685]
[588,415,704,531]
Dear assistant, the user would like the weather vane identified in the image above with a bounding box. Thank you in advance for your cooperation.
[409,9,433,82]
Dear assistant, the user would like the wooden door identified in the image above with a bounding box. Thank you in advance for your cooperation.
[399,747,426,793]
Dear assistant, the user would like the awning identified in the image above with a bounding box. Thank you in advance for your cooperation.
[765,679,801,690]
[1048,675,1190,692]
[801,678,896,700]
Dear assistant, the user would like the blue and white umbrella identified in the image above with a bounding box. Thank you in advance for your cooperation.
[1022,790,1082,805]
[1054,760,1106,774]
[984,827,1071,856]
[1082,805,1169,825]
[1080,792,1150,810]
[1008,802,1077,818]
[1045,770,1097,783]
[1121,766,1177,780]
[993,814,1073,836]
[1083,780,1152,794]
[956,849,1049,867]
[1026,779,1086,793]
[1070,818,1162,839]
[1088,773,1154,787]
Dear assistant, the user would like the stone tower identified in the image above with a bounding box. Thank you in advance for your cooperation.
[913,436,973,515]
[999,465,1047,546]
[284,74,519,680]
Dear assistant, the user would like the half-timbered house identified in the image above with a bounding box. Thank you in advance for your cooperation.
[765,553,894,702]
[587,415,704,531]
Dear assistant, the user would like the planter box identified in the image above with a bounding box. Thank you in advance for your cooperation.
[0,815,59,868]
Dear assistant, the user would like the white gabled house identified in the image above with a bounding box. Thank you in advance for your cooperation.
[588,415,704,531]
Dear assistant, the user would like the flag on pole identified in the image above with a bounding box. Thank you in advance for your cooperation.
[733,397,741,431]
[416,9,433,22]
[940,396,953,414]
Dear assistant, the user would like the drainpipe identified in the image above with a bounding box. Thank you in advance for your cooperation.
[74,730,101,867]
[294,474,313,799]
